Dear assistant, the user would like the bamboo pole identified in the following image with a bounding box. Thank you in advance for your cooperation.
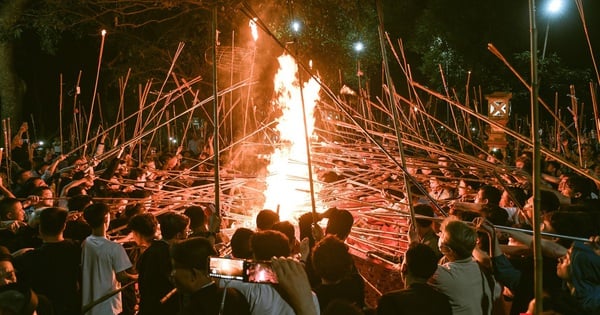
[528,0,544,312]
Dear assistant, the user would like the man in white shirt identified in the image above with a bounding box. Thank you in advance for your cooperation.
[81,203,137,315]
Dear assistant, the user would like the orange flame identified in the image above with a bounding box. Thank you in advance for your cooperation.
[263,54,321,221]
[249,18,258,42]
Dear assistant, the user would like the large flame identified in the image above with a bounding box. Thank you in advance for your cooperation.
[263,54,321,221]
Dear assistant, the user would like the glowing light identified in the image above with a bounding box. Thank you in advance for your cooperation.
[547,0,564,14]
[263,54,322,221]
[101,29,107,36]
[38,141,44,146]
[249,18,258,42]
[353,41,364,53]
[291,20,301,33]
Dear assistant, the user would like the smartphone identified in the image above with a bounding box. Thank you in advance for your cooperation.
[208,257,245,281]
[244,260,278,284]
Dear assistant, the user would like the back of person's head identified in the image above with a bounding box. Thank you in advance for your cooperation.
[123,203,145,218]
[478,185,502,205]
[404,242,438,280]
[544,210,596,242]
[39,207,68,236]
[0,198,19,221]
[479,204,509,226]
[540,189,560,213]
[170,237,216,271]
[566,174,593,200]
[0,283,38,315]
[83,203,110,229]
[414,204,435,227]
[127,213,158,240]
[128,189,151,200]
[158,212,190,240]
[183,206,206,230]
[440,218,477,260]
[250,230,290,260]
[231,228,255,259]
[326,209,354,240]
[311,235,352,283]
[255,209,279,230]
[271,221,296,246]
[67,195,92,212]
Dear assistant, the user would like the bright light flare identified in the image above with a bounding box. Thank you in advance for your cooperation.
[353,41,364,53]
[291,20,301,33]
[263,54,322,221]
[101,29,107,36]
[547,0,564,15]
[249,18,258,41]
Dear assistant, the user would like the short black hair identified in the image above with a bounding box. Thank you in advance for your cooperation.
[83,203,111,229]
[39,207,68,236]
[311,235,352,282]
[271,221,296,246]
[158,212,189,240]
[183,206,206,230]
[414,204,434,227]
[250,230,290,260]
[405,242,438,279]
[0,198,20,220]
[170,237,216,271]
[255,209,279,230]
[127,213,158,239]
[479,185,502,205]
[326,209,354,240]
[230,228,254,259]
[67,195,92,212]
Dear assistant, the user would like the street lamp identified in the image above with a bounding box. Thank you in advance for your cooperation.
[542,0,564,60]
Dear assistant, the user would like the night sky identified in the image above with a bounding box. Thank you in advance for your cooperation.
[10,0,600,142]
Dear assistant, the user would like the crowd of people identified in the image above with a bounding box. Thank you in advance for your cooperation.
[1,118,600,315]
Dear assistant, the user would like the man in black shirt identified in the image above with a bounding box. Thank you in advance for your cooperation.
[377,242,451,315]
[170,237,250,315]
[13,207,81,315]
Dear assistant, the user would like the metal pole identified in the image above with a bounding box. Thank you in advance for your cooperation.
[375,0,415,223]
[212,5,221,226]
[528,0,544,313]
[542,20,550,60]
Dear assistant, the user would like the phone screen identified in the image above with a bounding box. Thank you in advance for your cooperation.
[208,257,245,281]
[245,261,278,284]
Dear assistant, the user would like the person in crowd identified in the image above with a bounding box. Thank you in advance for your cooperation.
[183,205,223,244]
[13,207,81,315]
[409,204,442,259]
[224,230,320,315]
[431,217,495,315]
[457,174,482,202]
[170,237,250,314]
[81,202,137,315]
[135,212,190,315]
[475,185,502,206]
[311,235,364,311]
[255,209,279,231]
[272,220,300,255]
[499,186,528,224]
[377,242,452,315]
[0,198,39,252]
[230,227,254,259]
